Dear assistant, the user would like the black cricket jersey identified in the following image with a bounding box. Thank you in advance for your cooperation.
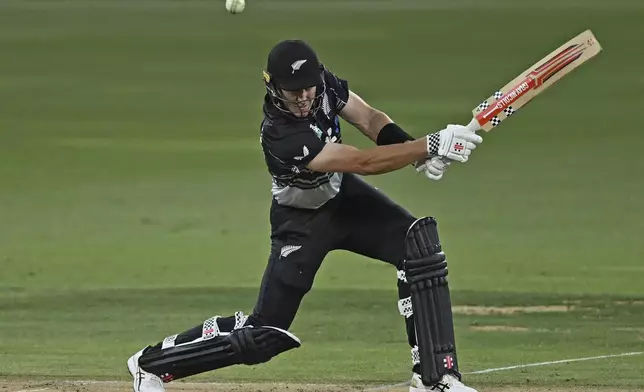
[260,69,349,209]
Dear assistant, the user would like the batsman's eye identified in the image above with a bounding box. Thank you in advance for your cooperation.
[283,87,314,100]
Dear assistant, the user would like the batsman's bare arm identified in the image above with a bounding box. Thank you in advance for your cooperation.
[308,89,429,175]
[339,91,393,142]
[307,139,427,175]
[308,90,428,175]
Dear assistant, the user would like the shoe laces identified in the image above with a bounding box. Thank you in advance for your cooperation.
[430,382,450,391]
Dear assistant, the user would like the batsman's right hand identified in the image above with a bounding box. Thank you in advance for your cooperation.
[415,156,451,181]
[425,124,483,163]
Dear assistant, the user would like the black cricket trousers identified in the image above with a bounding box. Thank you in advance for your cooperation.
[248,173,417,340]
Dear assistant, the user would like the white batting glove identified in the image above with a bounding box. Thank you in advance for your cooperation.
[415,156,451,181]
[425,124,483,163]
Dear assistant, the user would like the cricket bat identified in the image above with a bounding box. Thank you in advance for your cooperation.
[466,29,603,132]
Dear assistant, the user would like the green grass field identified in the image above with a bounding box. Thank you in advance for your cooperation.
[1,0,644,391]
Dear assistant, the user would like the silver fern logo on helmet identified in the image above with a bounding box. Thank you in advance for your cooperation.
[291,60,307,74]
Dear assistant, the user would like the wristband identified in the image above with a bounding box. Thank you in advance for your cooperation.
[376,123,414,145]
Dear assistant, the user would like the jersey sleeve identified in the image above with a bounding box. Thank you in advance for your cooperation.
[262,124,326,179]
[323,69,349,112]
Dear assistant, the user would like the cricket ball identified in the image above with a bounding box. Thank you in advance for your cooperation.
[225,0,245,14]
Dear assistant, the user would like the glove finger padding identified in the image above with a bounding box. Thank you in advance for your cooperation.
[447,151,467,163]
[424,170,443,180]
[426,166,442,176]
[431,158,450,170]
[460,132,483,145]
[419,157,451,180]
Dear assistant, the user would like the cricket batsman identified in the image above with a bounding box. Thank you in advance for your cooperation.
[127,39,482,392]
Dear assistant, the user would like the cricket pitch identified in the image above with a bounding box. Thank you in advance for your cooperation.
[2,380,643,392]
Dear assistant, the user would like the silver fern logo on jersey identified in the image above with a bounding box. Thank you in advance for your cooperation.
[322,94,331,117]
[280,245,302,258]
[291,59,307,74]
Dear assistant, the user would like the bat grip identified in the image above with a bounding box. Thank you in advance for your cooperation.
[466,117,480,133]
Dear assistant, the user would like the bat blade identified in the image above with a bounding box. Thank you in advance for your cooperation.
[471,29,602,132]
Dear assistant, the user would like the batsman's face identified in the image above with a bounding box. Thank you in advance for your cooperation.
[281,86,317,117]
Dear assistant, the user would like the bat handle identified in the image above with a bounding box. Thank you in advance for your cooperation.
[466,117,481,133]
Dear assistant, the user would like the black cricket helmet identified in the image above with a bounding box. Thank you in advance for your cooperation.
[263,40,326,116]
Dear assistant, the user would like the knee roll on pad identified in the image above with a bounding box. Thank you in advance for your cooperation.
[404,217,459,386]
[229,326,301,365]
